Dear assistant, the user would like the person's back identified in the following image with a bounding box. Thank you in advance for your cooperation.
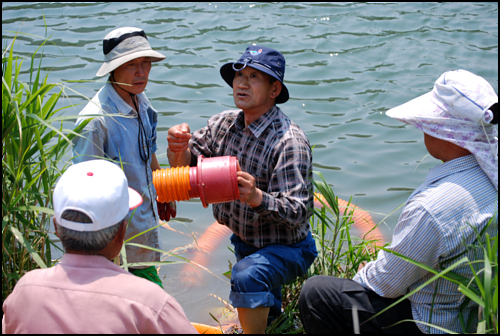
[2,254,194,334]
[2,160,196,334]
[364,154,497,332]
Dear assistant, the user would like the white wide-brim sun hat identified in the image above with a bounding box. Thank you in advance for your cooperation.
[96,27,165,77]
[386,69,498,189]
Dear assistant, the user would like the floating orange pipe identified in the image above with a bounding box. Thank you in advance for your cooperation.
[153,156,240,208]
[313,193,384,245]
[180,222,232,284]
[180,193,383,284]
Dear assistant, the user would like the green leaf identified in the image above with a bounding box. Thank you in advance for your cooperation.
[124,222,166,243]
[458,284,484,308]
[127,261,185,267]
[120,243,128,272]
[12,205,54,216]
[9,226,47,269]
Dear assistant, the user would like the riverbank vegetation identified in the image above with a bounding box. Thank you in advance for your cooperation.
[3,35,497,334]
[265,173,381,334]
[2,34,91,307]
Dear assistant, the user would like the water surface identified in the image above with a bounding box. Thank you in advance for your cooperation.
[3,2,498,325]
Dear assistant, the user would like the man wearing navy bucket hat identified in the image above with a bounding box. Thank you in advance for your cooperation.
[168,45,317,333]
[73,27,176,287]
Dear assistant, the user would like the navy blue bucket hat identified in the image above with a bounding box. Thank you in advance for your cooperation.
[220,45,289,104]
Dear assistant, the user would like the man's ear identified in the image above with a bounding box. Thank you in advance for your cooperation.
[116,220,128,243]
[54,218,60,238]
[271,80,282,99]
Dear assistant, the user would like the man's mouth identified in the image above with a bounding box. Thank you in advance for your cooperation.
[236,92,249,98]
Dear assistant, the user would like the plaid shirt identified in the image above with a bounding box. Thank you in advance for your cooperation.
[189,106,313,248]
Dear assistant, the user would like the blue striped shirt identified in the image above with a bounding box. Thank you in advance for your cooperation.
[353,155,498,333]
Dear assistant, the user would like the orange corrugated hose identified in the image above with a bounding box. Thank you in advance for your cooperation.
[153,166,191,203]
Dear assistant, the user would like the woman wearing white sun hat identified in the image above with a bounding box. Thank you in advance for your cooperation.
[299,69,497,334]
[73,27,175,287]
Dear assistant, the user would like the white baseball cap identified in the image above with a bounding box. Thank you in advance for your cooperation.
[96,27,165,77]
[54,160,143,231]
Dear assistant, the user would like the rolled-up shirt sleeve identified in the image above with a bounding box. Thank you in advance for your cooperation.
[353,199,446,298]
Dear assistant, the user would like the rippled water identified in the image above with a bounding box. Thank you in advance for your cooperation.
[3,2,498,325]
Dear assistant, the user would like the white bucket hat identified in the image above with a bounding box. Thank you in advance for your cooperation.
[386,69,498,189]
[54,160,143,231]
[96,27,165,77]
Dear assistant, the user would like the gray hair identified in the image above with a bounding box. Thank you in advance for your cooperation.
[56,209,126,254]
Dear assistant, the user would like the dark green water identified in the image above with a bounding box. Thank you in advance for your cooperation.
[3,2,498,325]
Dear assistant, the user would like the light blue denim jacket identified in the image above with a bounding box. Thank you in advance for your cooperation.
[73,82,160,265]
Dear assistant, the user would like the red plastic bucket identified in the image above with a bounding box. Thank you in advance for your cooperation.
[189,156,240,208]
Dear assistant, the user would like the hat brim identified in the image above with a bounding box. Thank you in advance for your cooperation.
[128,187,143,210]
[386,92,446,127]
[220,62,289,104]
[96,50,165,77]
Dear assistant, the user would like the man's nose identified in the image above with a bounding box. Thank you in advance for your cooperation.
[236,74,249,87]
[136,63,145,77]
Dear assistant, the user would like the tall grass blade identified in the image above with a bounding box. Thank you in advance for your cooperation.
[9,227,47,269]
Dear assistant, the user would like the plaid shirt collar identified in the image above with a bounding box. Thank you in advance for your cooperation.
[235,105,279,138]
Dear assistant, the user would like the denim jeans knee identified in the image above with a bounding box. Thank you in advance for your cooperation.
[229,232,317,309]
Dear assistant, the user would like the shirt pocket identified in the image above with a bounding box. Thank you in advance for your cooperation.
[253,163,269,191]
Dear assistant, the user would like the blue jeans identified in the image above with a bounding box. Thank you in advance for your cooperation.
[229,232,317,317]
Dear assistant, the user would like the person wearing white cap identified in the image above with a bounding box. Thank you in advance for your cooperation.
[73,27,176,286]
[299,70,498,334]
[2,160,197,334]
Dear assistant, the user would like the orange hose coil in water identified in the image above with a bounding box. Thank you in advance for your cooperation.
[153,166,191,203]
[180,222,233,283]
[314,192,384,245]
[180,194,384,285]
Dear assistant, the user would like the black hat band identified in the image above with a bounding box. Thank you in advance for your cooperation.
[103,30,148,55]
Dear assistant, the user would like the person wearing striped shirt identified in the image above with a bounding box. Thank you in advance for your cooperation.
[167,46,317,334]
[299,70,498,334]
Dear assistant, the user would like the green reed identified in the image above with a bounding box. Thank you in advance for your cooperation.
[2,34,91,306]
[367,215,498,334]
[309,171,380,278]
[267,172,381,333]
